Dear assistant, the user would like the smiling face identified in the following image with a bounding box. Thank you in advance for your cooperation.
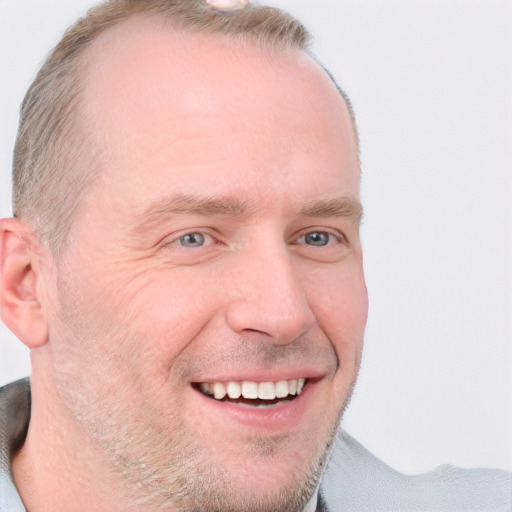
[45,17,368,512]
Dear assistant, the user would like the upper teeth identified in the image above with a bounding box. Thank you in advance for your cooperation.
[199,378,306,401]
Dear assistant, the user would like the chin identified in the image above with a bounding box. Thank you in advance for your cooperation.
[177,436,330,512]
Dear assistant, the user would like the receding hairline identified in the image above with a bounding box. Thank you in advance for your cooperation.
[79,11,308,93]
[77,11,359,152]
[72,10,359,169]
[12,0,359,255]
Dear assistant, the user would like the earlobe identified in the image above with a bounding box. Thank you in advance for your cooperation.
[0,218,49,348]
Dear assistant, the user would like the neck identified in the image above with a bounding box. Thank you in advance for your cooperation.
[12,371,143,512]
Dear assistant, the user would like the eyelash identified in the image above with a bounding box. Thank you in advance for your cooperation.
[163,230,217,249]
[294,229,345,247]
[163,228,347,250]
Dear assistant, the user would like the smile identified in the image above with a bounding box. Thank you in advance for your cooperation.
[195,378,306,407]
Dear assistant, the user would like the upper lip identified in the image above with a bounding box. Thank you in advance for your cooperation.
[190,366,327,384]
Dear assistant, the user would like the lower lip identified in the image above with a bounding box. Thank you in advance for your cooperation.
[191,381,317,432]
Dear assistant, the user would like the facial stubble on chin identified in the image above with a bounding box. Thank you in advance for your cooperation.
[54,300,357,512]
[177,385,355,512]
[91,378,355,512]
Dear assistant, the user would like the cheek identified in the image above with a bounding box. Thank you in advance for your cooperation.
[307,264,368,355]
[122,270,221,362]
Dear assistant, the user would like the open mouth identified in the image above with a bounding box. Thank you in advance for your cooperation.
[192,378,306,409]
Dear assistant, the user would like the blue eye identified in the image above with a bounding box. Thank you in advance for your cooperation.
[303,232,331,246]
[179,233,206,247]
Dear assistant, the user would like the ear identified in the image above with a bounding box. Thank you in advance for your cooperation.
[0,218,49,348]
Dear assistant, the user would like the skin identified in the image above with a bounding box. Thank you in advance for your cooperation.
[2,16,368,512]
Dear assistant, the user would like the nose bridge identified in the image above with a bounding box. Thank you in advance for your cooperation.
[225,237,316,342]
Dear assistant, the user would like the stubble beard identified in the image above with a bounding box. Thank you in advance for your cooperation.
[53,286,356,512]
[55,360,354,512]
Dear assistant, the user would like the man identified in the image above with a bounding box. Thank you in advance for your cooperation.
[0,1,509,511]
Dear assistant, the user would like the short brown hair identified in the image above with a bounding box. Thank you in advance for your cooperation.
[12,0,356,253]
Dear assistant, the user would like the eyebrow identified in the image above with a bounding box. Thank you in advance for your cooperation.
[132,193,253,232]
[132,193,363,233]
[299,197,364,224]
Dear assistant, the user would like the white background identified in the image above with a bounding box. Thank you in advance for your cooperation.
[0,0,510,474]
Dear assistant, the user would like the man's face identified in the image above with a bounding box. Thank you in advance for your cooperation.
[47,19,367,512]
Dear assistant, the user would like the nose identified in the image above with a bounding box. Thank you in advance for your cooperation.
[224,244,317,344]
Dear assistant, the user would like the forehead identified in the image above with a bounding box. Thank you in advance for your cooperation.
[78,16,360,212]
